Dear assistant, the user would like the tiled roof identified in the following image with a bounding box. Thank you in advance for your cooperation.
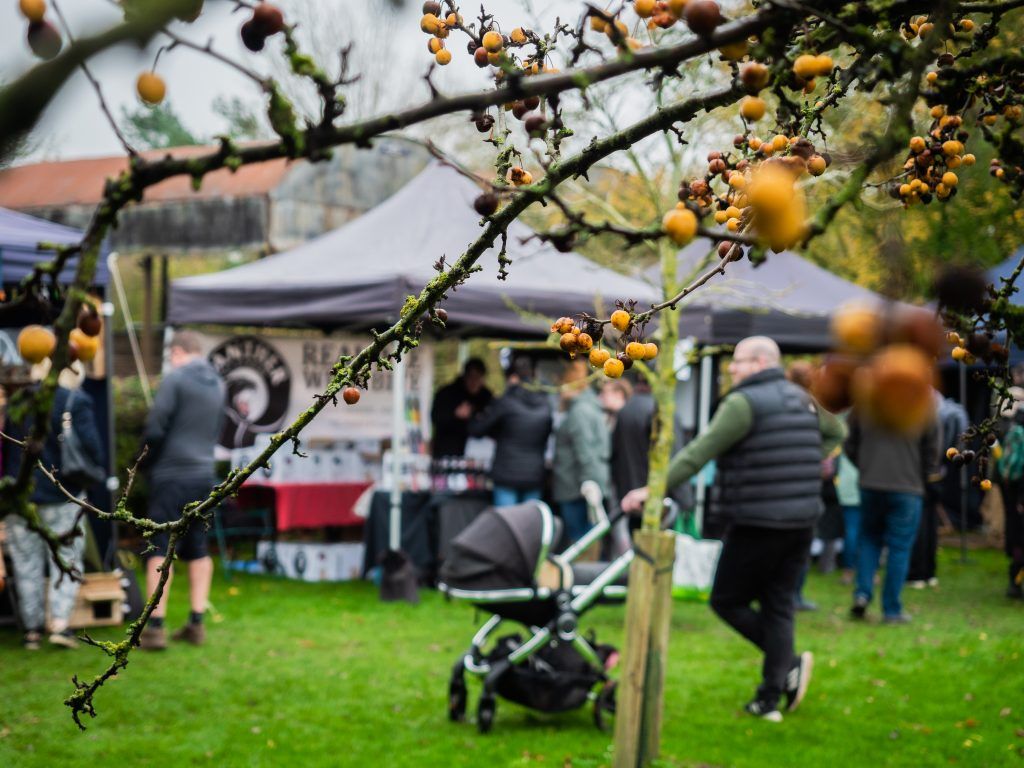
[0,145,292,209]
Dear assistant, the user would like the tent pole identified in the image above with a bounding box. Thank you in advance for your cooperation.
[959,360,969,563]
[694,352,713,537]
[102,295,118,570]
[389,355,406,552]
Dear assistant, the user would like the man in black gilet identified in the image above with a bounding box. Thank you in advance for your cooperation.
[623,336,846,721]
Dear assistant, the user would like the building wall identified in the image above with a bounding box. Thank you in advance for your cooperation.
[268,141,428,249]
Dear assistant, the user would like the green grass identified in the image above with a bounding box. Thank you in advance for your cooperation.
[1,547,1022,767]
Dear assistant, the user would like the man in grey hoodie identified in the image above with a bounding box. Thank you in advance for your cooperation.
[140,331,225,650]
[845,408,941,623]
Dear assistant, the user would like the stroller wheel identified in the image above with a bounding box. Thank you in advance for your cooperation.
[593,681,617,732]
[448,675,467,722]
[477,695,497,734]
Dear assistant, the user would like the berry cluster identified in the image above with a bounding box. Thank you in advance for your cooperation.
[813,303,945,433]
[16,304,103,368]
[891,109,975,206]
[551,309,658,380]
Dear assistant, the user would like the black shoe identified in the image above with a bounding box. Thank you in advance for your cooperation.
[1006,584,1023,600]
[850,595,869,619]
[744,698,783,722]
[784,651,814,713]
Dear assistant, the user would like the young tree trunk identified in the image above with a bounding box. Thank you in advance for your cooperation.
[614,240,681,766]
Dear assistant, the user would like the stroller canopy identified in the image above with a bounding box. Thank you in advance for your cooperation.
[441,503,556,591]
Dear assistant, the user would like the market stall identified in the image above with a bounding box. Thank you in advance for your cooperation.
[167,162,659,579]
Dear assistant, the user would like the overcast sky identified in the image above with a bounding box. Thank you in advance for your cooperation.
[0,0,586,162]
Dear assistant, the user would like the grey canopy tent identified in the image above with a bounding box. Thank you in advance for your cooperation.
[647,239,883,351]
[168,162,659,334]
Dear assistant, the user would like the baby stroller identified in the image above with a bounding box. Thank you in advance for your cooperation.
[439,482,675,733]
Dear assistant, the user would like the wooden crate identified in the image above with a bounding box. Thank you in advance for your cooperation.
[68,572,125,629]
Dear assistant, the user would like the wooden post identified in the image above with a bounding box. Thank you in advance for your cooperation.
[140,254,153,375]
[614,528,676,768]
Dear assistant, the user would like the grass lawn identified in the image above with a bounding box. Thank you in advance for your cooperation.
[0,546,1021,767]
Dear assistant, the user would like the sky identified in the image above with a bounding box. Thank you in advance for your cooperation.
[0,0,586,162]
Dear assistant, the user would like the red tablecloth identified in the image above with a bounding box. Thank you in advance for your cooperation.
[238,482,372,530]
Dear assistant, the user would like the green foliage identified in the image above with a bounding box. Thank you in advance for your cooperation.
[120,101,200,150]
[0,548,1020,766]
[212,96,269,142]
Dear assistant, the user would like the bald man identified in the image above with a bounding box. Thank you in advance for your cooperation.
[623,336,846,722]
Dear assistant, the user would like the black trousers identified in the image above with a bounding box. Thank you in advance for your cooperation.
[907,485,940,582]
[710,524,813,702]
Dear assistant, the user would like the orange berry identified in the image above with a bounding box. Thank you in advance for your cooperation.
[610,310,631,332]
[510,27,527,44]
[662,207,698,245]
[644,342,659,360]
[69,328,99,363]
[342,387,361,405]
[17,324,56,364]
[603,357,625,378]
[807,155,827,175]
[435,48,452,65]
[482,30,504,52]
[635,0,657,18]
[19,0,46,22]
[136,72,166,105]
[626,341,647,360]
[590,348,611,368]
[740,96,766,121]
[577,333,594,352]
[420,13,441,33]
[980,478,992,491]
[793,54,818,80]
[428,37,444,53]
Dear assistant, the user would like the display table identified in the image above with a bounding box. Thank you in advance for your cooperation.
[362,490,490,583]
[238,482,372,531]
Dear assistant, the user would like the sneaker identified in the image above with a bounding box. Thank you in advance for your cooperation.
[23,630,42,651]
[744,698,783,722]
[907,580,927,590]
[927,577,939,588]
[850,595,869,619]
[139,625,167,650]
[172,622,206,646]
[784,651,814,713]
[795,599,818,612]
[883,613,912,625]
[48,629,79,649]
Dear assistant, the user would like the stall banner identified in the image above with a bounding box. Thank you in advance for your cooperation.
[191,331,433,451]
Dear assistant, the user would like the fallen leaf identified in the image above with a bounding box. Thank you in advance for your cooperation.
[964,692,975,701]
[1000,708,1011,717]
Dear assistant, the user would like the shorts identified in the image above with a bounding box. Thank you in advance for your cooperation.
[148,476,215,561]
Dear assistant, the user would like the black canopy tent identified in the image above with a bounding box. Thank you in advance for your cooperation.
[168,162,659,335]
[0,207,116,569]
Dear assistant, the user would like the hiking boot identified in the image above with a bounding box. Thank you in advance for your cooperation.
[23,630,42,651]
[744,698,783,722]
[850,595,869,620]
[139,625,167,650]
[48,629,79,649]
[883,613,912,625]
[172,622,206,646]
[784,651,814,713]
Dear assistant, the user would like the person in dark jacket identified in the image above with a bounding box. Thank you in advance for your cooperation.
[468,355,552,507]
[554,361,611,543]
[140,331,226,650]
[430,358,492,459]
[623,336,846,722]
[845,404,940,624]
[2,362,104,650]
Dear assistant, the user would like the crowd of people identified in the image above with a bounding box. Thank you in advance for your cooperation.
[435,336,1024,723]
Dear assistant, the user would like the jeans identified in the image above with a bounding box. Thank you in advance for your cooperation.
[710,525,813,704]
[841,504,861,569]
[492,486,541,507]
[855,489,923,617]
[558,498,591,544]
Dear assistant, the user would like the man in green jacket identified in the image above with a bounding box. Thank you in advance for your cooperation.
[623,336,846,722]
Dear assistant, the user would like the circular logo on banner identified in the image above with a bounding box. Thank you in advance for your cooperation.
[208,335,291,449]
